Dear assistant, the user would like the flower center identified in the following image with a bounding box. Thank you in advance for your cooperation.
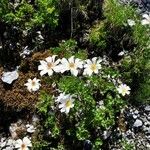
[65,100,71,108]
[21,144,26,150]
[91,64,96,71]
[69,63,75,69]
[47,63,53,69]
[122,88,127,94]
[32,81,36,86]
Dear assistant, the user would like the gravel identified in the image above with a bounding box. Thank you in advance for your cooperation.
[108,105,150,150]
[119,0,150,13]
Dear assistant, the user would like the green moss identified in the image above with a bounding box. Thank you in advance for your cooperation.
[134,70,150,104]
[104,0,137,26]
[89,21,107,49]
[51,39,88,59]
[1,0,59,29]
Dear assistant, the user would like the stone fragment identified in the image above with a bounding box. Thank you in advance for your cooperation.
[133,119,143,127]
[145,106,150,111]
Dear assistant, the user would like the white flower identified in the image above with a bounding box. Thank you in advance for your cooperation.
[15,137,32,150]
[127,19,135,26]
[38,55,60,76]
[3,146,14,150]
[5,139,15,150]
[55,93,75,114]
[117,84,131,96]
[56,56,83,76]
[141,14,150,25]
[6,139,15,146]
[26,124,36,133]
[24,78,41,92]
[83,57,102,76]
[55,92,67,102]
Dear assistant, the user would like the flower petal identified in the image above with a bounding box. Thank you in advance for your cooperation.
[53,65,62,73]
[39,60,47,66]
[71,69,78,76]
[23,137,32,147]
[86,59,92,65]
[15,139,22,148]
[68,56,74,63]
[45,56,52,63]
[52,55,57,62]
[92,57,97,63]
[65,107,70,114]
[59,103,65,109]
[40,70,47,76]
[54,59,61,65]
[60,107,66,113]
[61,58,69,65]
[47,69,53,76]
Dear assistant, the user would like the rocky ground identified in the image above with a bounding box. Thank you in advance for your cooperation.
[119,0,150,13]
[109,105,150,150]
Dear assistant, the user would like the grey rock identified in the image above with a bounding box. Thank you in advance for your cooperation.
[133,114,138,119]
[103,130,111,139]
[145,106,150,111]
[144,121,149,126]
[83,140,92,150]
[143,125,147,131]
[119,0,150,12]
[141,117,148,123]
[147,128,150,134]
[134,110,139,114]
[147,116,150,121]
[133,119,143,127]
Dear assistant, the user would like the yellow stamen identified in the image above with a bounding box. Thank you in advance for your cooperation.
[47,63,53,69]
[21,144,26,150]
[91,64,96,71]
[65,100,71,108]
[122,88,127,94]
[69,63,75,68]
[32,81,36,86]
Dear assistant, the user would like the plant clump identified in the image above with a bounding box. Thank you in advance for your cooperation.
[0,0,150,149]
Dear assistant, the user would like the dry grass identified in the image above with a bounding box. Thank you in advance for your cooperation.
[0,51,53,110]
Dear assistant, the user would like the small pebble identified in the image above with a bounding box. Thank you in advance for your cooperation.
[134,110,139,114]
[133,114,138,119]
[145,106,150,111]
[83,140,93,150]
[133,119,143,127]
